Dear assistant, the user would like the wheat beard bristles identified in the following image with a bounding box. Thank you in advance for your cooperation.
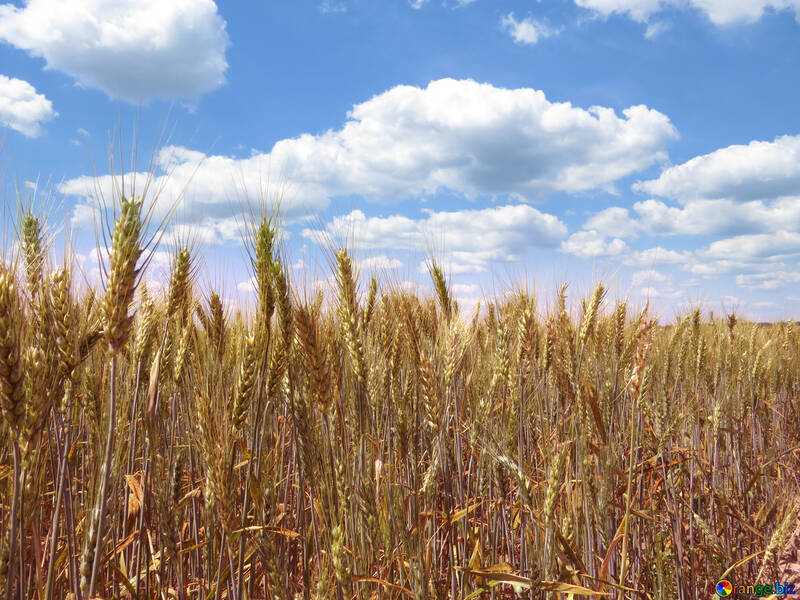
[133,291,156,364]
[429,261,452,321]
[51,269,76,377]
[614,301,627,356]
[336,249,365,383]
[166,247,191,326]
[21,213,44,297]
[579,284,605,346]
[254,218,276,333]
[0,271,25,434]
[267,260,292,400]
[295,304,329,410]
[208,290,226,359]
[101,197,143,354]
[232,333,257,432]
[364,276,377,327]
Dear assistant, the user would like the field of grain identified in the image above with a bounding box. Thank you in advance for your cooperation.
[0,199,798,599]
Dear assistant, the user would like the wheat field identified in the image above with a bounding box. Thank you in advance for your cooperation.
[0,199,798,599]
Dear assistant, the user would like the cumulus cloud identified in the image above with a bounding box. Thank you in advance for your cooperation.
[452,283,479,295]
[0,74,56,137]
[62,78,677,237]
[635,135,800,203]
[584,197,800,239]
[633,198,800,236]
[569,135,800,283]
[61,145,328,235]
[567,134,800,289]
[575,0,662,22]
[673,231,800,285]
[0,0,229,102]
[501,13,556,45]
[78,244,171,291]
[583,206,641,239]
[361,254,403,271]
[622,246,691,266]
[560,230,628,258]
[628,269,684,303]
[70,203,98,230]
[571,205,800,277]
[687,259,787,277]
[736,270,800,291]
[303,204,567,273]
[703,231,800,261]
[265,78,674,200]
[639,285,683,299]
[631,268,666,287]
[237,276,257,295]
[575,0,800,25]
[167,222,229,246]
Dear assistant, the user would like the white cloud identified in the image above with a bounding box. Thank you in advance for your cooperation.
[703,231,800,260]
[575,0,800,25]
[451,282,482,315]
[583,206,640,239]
[361,254,403,271]
[0,74,56,137]
[751,301,778,308]
[275,78,673,200]
[238,276,256,295]
[167,222,222,246]
[0,0,229,102]
[70,203,97,230]
[632,197,800,236]
[639,286,683,299]
[575,0,662,22]
[630,269,683,301]
[634,135,800,203]
[680,230,800,290]
[631,268,666,287]
[452,283,479,295]
[736,270,800,291]
[61,146,327,232]
[303,204,567,273]
[62,79,677,237]
[501,13,556,45]
[78,245,171,291]
[622,246,692,266]
[319,0,347,13]
[546,131,800,293]
[644,20,670,37]
[571,135,800,284]
[688,259,785,277]
[397,280,419,293]
[561,230,628,258]
[586,197,800,239]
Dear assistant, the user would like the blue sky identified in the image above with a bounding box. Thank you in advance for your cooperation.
[1,0,799,320]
